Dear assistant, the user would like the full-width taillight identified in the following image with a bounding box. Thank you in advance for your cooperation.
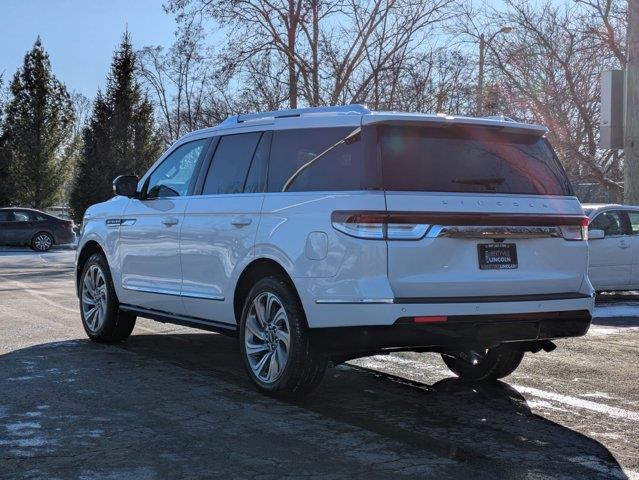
[332,211,590,241]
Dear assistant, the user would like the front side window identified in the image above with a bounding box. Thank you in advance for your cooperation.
[0,211,11,221]
[380,125,573,196]
[589,211,627,236]
[202,132,262,195]
[268,127,366,192]
[145,139,208,199]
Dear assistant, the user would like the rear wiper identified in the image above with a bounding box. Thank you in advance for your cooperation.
[452,177,505,191]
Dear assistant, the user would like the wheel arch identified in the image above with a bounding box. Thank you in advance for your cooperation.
[233,258,305,325]
[76,240,107,296]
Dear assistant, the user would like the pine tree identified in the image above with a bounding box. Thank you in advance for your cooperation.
[1,38,74,208]
[70,32,162,221]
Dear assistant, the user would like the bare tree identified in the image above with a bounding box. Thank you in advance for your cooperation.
[138,21,213,143]
[165,0,457,110]
[474,0,625,199]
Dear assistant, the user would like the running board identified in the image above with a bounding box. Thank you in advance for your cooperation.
[119,304,237,336]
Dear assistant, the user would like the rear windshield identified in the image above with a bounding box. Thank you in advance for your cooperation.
[380,126,573,196]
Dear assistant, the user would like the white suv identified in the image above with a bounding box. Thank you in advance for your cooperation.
[76,105,594,398]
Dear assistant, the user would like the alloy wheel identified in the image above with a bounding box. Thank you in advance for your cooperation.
[81,265,108,333]
[244,292,291,383]
[34,234,52,251]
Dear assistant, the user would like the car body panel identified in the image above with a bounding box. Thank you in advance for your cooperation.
[179,193,264,323]
[584,203,639,291]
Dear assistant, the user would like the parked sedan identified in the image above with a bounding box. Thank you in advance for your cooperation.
[0,208,75,251]
[583,203,639,292]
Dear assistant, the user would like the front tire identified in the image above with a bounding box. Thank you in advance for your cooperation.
[441,345,524,382]
[239,276,327,399]
[79,253,136,343]
[31,232,53,252]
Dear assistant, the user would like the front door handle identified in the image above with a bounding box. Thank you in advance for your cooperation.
[230,217,252,227]
[162,216,179,227]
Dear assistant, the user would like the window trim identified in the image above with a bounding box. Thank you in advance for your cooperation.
[141,138,212,200]
[244,130,272,194]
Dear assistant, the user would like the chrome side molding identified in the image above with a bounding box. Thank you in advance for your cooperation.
[431,225,562,239]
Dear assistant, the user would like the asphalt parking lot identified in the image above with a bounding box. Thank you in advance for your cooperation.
[0,249,637,479]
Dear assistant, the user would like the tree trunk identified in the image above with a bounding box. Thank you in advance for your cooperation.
[625,0,639,203]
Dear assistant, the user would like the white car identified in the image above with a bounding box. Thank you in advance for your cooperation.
[76,105,594,398]
[583,203,639,292]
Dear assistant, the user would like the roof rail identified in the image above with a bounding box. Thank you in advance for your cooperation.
[219,104,370,126]
[483,114,518,123]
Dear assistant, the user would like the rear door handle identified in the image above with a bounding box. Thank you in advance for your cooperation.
[618,240,630,249]
[162,217,179,227]
[230,217,252,227]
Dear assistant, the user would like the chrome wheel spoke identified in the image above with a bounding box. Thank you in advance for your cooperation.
[275,328,289,351]
[254,351,272,376]
[82,290,95,306]
[246,339,269,355]
[253,297,267,328]
[83,274,94,293]
[246,316,266,340]
[267,351,279,381]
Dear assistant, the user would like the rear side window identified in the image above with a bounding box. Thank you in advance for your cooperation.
[0,211,11,221]
[380,126,573,196]
[268,127,367,192]
[203,132,262,195]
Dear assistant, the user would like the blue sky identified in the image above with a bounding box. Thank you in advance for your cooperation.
[0,0,175,98]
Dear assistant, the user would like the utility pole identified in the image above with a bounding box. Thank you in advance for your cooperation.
[624,0,639,203]
[476,27,512,117]
[477,33,486,117]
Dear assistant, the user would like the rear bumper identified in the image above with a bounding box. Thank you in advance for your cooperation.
[54,227,76,245]
[299,287,594,328]
[311,309,592,355]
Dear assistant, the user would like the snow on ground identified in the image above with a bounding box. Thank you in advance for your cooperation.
[594,304,639,318]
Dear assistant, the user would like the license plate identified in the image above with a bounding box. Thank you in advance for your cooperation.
[478,243,518,270]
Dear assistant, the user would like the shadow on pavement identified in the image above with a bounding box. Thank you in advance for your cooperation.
[0,333,628,479]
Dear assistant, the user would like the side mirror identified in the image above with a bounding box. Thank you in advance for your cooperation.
[589,229,605,240]
[113,175,139,198]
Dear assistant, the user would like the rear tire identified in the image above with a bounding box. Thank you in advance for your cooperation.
[31,232,53,252]
[441,345,524,382]
[239,276,327,399]
[79,253,136,343]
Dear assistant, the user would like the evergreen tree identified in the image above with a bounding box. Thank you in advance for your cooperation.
[70,32,162,221]
[1,38,74,208]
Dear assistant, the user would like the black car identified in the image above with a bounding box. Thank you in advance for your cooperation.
[0,208,75,251]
